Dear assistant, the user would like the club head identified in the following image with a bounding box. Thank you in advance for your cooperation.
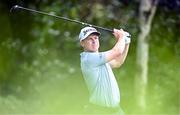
[10,5,20,12]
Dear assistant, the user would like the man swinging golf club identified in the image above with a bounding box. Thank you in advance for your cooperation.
[11,5,131,114]
[79,26,131,114]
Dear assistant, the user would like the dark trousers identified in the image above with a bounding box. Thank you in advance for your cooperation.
[83,103,125,115]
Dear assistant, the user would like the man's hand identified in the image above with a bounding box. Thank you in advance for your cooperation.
[113,29,124,41]
[113,29,131,44]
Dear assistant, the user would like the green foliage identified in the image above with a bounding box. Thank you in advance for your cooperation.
[0,0,179,114]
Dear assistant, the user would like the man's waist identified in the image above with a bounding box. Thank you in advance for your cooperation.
[88,103,120,112]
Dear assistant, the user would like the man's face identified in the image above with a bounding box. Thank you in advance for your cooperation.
[80,34,100,52]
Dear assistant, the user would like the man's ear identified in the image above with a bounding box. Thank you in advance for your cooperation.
[80,41,84,47]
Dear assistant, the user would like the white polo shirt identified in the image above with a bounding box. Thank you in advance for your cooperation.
[80,51,120,108]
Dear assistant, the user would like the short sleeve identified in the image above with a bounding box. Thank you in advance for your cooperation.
[86,52,106,66]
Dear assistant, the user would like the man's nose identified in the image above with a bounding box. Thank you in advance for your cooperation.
[92,37,97,41]
[92,37,97,43]
[92,39,95,44]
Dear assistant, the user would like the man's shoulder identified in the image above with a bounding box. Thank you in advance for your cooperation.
[80,52,102,57]
[81,51,106,62]
[80,51,95,56]
[80,52,92,60]
[80,52,88,57]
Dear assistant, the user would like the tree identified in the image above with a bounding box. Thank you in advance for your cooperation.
[135,0,158,112]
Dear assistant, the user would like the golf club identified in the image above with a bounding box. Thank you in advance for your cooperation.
[10,5,114,32]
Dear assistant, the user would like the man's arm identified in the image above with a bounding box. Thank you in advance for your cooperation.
[105,29,130,68]
[105,29,126,63]
[108,43,130,68]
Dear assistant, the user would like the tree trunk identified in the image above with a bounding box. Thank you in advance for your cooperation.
[135,0,158,113]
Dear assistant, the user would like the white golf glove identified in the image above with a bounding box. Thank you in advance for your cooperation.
[123,32,131,44]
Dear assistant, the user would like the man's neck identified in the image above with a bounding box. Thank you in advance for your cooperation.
[84,50,98,53]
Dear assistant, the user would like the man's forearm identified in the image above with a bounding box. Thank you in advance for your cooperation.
[112,37,125,55]
[111,44,130,68]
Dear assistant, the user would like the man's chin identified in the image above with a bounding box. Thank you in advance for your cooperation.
[89,49,98,52]
[92,49,99,52]
[86,48,98,52]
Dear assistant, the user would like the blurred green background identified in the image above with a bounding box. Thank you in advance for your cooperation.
[0,0,179,114]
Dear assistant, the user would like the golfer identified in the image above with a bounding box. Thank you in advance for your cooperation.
[79,27,130,114]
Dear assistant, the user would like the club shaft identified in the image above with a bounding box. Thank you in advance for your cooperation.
[11,5,113,33]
